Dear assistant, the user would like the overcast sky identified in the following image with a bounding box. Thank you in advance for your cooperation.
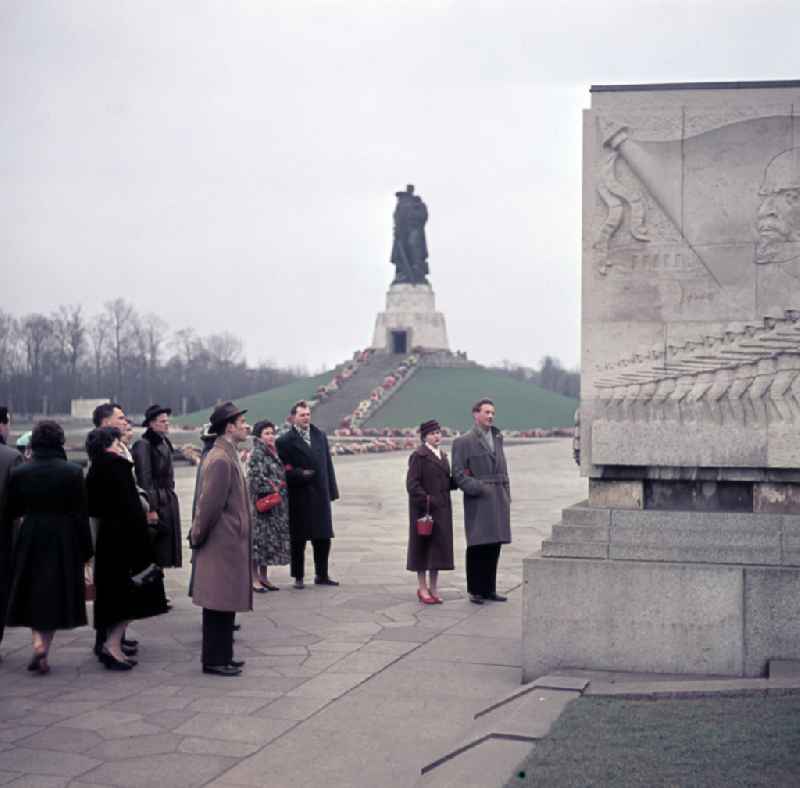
[3,1,799,373]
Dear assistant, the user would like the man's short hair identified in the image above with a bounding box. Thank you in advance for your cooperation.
[290,400,309,416]
[92,401,123,427]
[472,398,495,413]
[0,406,8,425]
[31,420,65,451]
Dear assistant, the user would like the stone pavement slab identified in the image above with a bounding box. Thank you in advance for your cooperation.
[0,440,586,788]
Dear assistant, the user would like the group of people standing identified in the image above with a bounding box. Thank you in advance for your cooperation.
[0,402,181,673]
[406,398,512,605]
[0,394,512,678]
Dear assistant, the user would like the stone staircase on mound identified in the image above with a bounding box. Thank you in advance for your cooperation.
[309,351,405,432]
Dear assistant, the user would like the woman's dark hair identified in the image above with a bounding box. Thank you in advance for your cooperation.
[253,420,276,440]
[30,420,66,451]
[85,427,121,461]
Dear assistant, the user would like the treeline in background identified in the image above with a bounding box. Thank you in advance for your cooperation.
[490,357,580,399]
[0,299,580,418]
[0,299,307,417]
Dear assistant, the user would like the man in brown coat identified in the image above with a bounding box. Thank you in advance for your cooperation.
[190,402,253,676]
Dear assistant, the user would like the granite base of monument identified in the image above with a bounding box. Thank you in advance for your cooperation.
[371,282,449,353]
[522,499,800,680]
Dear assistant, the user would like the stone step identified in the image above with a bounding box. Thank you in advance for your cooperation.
[551,523,609,543]
[561,502,610,527]
[541,540,609,559]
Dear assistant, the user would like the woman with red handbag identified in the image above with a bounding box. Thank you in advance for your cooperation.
[405,420,456,604]
[247,421,290,592]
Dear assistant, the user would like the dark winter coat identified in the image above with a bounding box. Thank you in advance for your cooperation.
[276,425,339,540]
[406,445,456,571]
[0,442,22,642]
[190,436,253,612]
[4,448,93,631]
[86,451,168,630]
[132,429,182,568]
[452,427,512,547]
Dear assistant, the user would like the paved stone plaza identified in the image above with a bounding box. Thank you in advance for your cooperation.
[0,439,585,788]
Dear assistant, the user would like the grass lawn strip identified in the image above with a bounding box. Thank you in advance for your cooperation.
[505,694,800,787]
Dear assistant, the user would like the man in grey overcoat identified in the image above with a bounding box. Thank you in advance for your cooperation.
[0,406,22,653]
[190,401,253,676]
[452,398,512,604]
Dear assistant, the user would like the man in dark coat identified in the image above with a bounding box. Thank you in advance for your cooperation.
[276,400,339,589]
[452,398,512,605]
[132,405,182,569]
[0,406,22,654]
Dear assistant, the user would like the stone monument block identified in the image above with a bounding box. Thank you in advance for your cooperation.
[525,80,800,680]
[371,283,450,353]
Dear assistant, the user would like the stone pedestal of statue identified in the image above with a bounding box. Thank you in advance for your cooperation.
[522,79,800,681]
[371,283,450,354]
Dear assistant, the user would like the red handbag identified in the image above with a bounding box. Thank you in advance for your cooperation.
[416,495,434,537]
[256,480,283,514]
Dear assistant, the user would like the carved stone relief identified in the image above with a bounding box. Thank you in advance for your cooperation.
[593,309,800,427]
[583,100,800,472]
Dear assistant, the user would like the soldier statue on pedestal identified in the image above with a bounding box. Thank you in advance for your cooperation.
[391,184,429,285]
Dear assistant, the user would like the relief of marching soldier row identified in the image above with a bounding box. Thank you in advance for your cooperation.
[593,308,800,425]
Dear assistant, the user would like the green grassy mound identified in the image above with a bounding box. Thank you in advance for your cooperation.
[365,367,577,430]
[176,369,335,428]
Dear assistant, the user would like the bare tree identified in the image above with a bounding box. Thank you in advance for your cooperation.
[52,304,86,379]
[0,310,20,404]
[20,314,53,378]
[89,314,111,392]
[206,332,244,368]
[104,298,138,399]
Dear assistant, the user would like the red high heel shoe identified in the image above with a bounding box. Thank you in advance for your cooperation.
[417,588,437,605]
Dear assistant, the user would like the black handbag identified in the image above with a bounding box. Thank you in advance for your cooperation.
[130,563,163,587]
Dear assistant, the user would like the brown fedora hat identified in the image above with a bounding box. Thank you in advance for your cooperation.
[209,401,248,434]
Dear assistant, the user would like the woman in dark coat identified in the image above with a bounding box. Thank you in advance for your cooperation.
[4,421,93,674]
[132,405,182,568]
[247,420,290,591]
[86,427,168,670]
[406,420,455,604]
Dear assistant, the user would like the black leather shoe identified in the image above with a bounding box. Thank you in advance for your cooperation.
[468,594,484,605]
[229,659,245,668]
[122,638,139,648]
[203,664,241,676]
[483,593,507,602]
[294,580,305,589]
[314,577,339,586]
[100,650,134,671]
[121,644,138,657]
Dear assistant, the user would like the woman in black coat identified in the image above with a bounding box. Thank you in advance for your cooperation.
[4,421,93,674]
[406,420,456,605]
[86,427,168,670]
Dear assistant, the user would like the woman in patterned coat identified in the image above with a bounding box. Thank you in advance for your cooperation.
[247,420,290,591]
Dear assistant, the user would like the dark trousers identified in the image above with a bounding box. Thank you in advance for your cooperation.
[291,537,330,580]
[466,543,502,597]
[202,608,235,667]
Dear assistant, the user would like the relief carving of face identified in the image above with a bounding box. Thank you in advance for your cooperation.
[755,147,800,264]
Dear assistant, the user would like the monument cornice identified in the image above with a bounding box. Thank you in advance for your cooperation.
[591,78,800,93]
